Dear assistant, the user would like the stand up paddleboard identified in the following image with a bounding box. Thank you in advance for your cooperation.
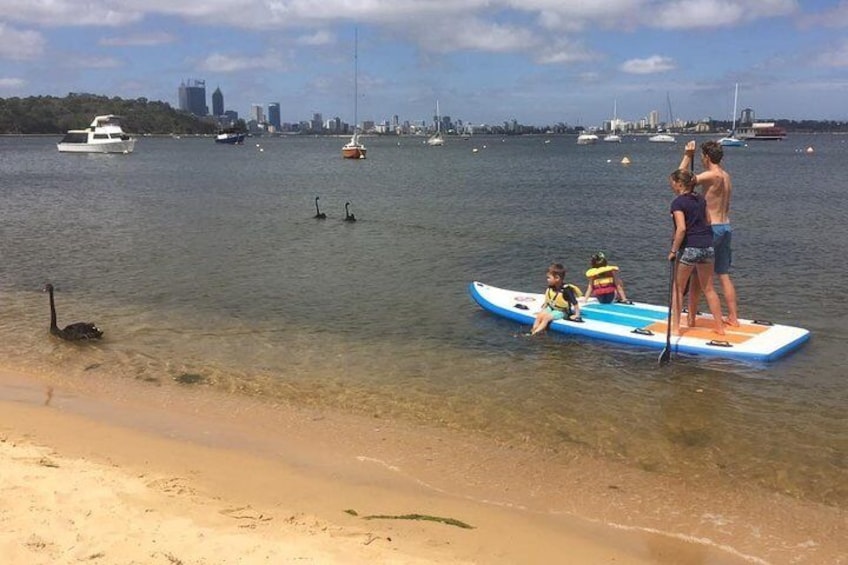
[469,281,809,362]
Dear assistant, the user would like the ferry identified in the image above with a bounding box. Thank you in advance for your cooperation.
[57,115,136,154]
[735,122,787,141]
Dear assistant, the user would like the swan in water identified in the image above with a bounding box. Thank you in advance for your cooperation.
[44,283,103,341]
[314,196,327,219]
[344,202,356,222]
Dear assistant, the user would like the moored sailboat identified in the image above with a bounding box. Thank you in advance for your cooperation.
[342,29,367,159]
[427,100,444,146]
[603,100,622,143]
[719,83,745,147]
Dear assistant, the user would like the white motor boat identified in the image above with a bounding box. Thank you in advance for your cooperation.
[648,133,676,143]
[576,133,599,145]
[57,115,136,154]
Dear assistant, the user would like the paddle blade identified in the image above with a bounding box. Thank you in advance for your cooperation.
[658,347,671,365]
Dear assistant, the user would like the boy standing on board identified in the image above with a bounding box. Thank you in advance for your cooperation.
[679,140,739,326]
[531,263,582,335]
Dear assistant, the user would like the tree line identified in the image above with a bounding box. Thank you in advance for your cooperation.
[0,93,223,135]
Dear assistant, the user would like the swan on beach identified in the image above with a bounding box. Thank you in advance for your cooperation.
[44,283,103,341]
[344,202,356,222]
[314,196,327,219]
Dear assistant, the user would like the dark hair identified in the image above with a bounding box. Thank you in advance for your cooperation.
[701,140,723,164]
[670,168,697,192]
[591,251,607,268]
[547,263,566,280]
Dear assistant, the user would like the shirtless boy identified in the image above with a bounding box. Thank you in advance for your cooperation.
[679,140,739,326]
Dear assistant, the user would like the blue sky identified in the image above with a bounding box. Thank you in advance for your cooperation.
[1,1,846,128]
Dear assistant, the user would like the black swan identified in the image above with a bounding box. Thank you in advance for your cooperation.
[314,196,327,219]
[44,283,103,341]
[344,201,356,222]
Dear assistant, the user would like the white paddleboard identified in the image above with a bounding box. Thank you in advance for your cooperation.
[469,281,810,362]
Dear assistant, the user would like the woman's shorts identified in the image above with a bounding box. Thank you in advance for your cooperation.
[679,246,714,265]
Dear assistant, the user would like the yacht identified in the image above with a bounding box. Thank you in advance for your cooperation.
[648,132,676,143]
[576,132,599,145]
[57,115,136,154]
[215,129,246,144]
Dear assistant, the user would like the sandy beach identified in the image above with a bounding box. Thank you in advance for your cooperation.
[1,366,844,565]
[0,368,661,565]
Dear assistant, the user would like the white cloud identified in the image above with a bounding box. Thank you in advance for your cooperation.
[70,56,122,69]
[0,23,45,60]
[0,77,26,88]
[100,32,176,46]
[620,55,675,74]
[198,51,290,73]
[649,0,797,30]
[0,1,142,26]
[815,39,848,67]
[295,30,335,46]
[535,39,600,65]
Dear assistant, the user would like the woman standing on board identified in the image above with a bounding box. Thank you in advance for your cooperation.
[667,169,725,336]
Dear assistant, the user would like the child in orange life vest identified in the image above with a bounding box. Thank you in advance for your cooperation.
[531,263,582,335]
[584,251,630,304]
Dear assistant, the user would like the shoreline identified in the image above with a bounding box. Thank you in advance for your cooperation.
[0,366,800,565]
[0,369,844,564]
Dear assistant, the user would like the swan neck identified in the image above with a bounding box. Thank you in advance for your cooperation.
[48,288,58,330]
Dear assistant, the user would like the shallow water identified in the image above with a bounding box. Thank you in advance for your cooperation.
[0,133,845,518]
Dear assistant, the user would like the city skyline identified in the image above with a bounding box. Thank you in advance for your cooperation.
[1,2,847,129]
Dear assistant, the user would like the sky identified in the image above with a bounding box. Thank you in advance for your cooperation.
[1,1,847,129]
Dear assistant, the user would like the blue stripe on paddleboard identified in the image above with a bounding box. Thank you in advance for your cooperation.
[580,303,666,327]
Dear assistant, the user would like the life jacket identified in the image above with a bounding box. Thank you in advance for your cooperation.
[544,284,582,312]
[585,265,618,296]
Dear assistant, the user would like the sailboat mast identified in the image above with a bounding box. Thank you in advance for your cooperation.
[731,83,738,132]
[353,28,358,134]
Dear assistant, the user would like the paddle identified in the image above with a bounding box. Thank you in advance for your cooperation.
[658,257,676,365]
[659,141,695,365]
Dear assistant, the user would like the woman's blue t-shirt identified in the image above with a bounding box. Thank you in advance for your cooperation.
[670,192,713,249]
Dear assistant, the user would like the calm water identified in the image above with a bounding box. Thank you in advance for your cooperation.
[1,134,845,512]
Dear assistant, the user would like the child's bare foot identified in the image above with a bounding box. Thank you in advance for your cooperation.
[671,325,681,336]
[713,326,725,336]
[723,316,740,327]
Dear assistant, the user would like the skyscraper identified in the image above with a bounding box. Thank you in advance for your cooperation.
[212,87,224,117]
[178,79,208,117]
[268,103,281,130]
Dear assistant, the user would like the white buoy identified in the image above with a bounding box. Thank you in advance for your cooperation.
[621,156,631,165]
[472,148,479,153]
[805,146,815,154]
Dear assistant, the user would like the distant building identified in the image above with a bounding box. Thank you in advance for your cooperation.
[178,79,207,117]
[251,104,265,123]
[268,103,281,130]
[212,87,224,117]
[648,110,659,129]
[311,113,323,132]
[740,108,755,125]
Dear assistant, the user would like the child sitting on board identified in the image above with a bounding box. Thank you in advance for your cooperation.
[584,251,630,304]
[531,263,582,335]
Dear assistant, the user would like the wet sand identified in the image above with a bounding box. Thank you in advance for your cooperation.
[0,367,843,564]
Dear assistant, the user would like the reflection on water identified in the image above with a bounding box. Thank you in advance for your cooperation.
[0,135,845,511]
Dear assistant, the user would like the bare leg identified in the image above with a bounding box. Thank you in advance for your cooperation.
[717,274,739,326]
[672,264,693,335]
[531,311,553,335]
[695,264,725,335]
[686,274,700,327]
